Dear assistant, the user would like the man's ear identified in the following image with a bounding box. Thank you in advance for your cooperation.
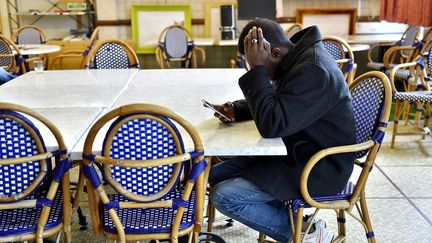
[271,48,282,58]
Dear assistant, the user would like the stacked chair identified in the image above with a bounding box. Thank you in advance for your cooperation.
[51,27,100,70]
[156,24,206,69]
[0,102,71,242]
[259,71,392,243]
[79,104,210,242]
[323,36,357,84]
[389,42,432,148]
[84,39,140,69]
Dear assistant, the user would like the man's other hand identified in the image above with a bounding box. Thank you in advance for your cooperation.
[243,27,271,69]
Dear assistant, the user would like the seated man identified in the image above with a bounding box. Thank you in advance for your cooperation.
[209,18,356,243]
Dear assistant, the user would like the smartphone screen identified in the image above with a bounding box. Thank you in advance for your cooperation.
[201,99,232,121]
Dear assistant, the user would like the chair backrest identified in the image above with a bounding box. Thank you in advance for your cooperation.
[0,102,69,202]
[322,36,356,83]
[285,23,303,39]
[156,25,195,68]
[0,35,24,73]
[13,25,46,45]
[399,25,420,56]
[349,71,392,158]
[82,104,208,236]
[85,39,140,69]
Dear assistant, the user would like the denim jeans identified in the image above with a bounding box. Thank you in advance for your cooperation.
[209,156,292,243]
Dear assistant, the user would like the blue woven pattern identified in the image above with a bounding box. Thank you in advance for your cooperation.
[0,114,42,196]
[102,191,195,234]
[0,191,63,236]
[165,27,188,58]
[427,47,432,73]
[351,76,385,158]
[395,91,432,102]
[16,28,43,45]
[0,39,13,70]
[323,41,344,60]
[108,118,178,196]
[94,42,130,69]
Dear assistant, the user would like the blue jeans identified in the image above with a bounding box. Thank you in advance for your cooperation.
[209,157,292,243]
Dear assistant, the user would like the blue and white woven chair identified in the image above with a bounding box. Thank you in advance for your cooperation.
[285,23,303,39]
[389,47,432,148]
[156,25,206,69]
[0,34,26,75]
[81,104,209,243]
[0,102,71,243]
[84,39,140,69]
[323,36,357,84]
[13,25,46,45]
[367,25,420,72]
[51,27,100,70]
[258,71,392,243]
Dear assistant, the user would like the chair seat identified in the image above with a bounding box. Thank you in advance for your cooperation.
[291,181,355,211]
[385,69,411,81]
[0,191,63,237]
[394,91,432,102]
[103,191,196,234]
[367,62,396,71]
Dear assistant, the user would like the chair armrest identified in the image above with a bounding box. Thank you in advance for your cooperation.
[51,53,84,70]
[300,140,375,209]
[368,43,397,63]
[192,47,206,67]
[383,46,417,68]
[389,61,418,92]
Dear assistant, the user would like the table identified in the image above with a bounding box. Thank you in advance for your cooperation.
[17,44,61,55]
[2,69,286,160]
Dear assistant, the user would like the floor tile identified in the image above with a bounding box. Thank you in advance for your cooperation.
[350,166,403,198]
[380,166,432,197]
[411,199,432,225]
[377,142,432,166]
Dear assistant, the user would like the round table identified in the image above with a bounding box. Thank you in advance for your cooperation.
[17,44,61,55]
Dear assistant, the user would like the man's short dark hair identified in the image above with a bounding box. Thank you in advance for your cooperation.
[238,18,290,55]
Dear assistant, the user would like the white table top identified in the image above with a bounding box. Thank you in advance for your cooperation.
[17,44,61,55]
[0,69,138,108]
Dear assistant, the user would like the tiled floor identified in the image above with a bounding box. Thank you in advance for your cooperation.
[70,123,432,242]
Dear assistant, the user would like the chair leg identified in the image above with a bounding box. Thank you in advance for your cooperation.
[257,232,266,243]
[359,191,376,243]
[391,99,401,148]
[73,171,85,209]
[422,104,430,139]
[293,208,304,243]
[207,201,215,232]
[337,210,347,243]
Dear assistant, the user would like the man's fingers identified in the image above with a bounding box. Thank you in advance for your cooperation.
[257,28,264,50]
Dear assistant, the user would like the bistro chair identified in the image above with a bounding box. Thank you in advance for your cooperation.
[51,27,100,70]
[13,25,46,45]
[323,35,357,84]
[367,25,420,72]
[0,34,26,74]
[84,39,140,69]
[156,24,206,69]
[0,102,71,243]
[81,103,210,243]
[389,47,432,148]
[285,23,303,39]
[259,71,392,243]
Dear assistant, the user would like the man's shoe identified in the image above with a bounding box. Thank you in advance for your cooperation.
[303,219,333,243]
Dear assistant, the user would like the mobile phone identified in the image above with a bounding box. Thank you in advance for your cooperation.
[201,98,232,121]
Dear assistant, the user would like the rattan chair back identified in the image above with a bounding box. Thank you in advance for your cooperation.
[81,103,208,242]
[85,39,140,69]
[0,34,25,73]
[285,23,303,39]
[13,25,46,45]
[0,102,71,242]
[323,36,356,84]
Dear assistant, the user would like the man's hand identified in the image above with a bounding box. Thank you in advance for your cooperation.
[213,102,235,123]
[243,27,271,69]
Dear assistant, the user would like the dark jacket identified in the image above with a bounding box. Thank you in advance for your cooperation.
[234,26,356,201]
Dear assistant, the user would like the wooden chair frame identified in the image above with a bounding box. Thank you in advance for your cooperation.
[84,38,140,69]
[323,35,357,84]
[155,24,206,69]
[51,27,100,70]
[259,71,392,243]
[0,34,26,74]
[81,103,210,243]
[0,102,71,243]
[367,25,420,71]
[285,23,303,38]
[13,25,47,45]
